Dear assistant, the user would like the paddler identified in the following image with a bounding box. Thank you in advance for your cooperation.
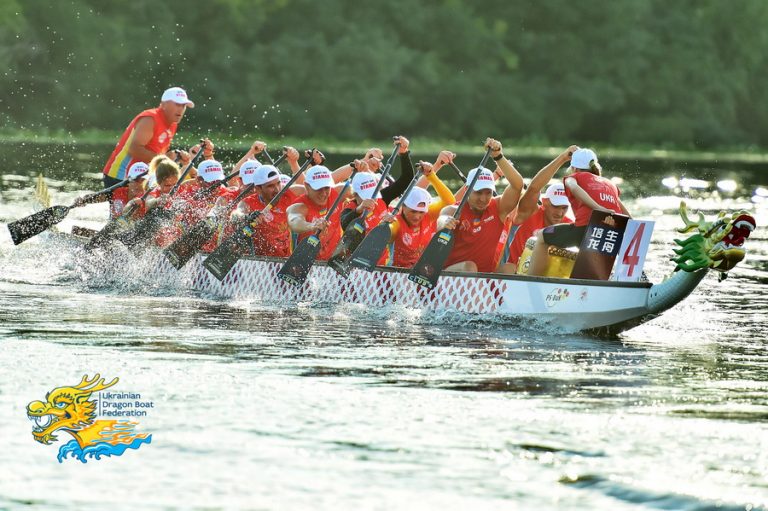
[438,138,525,273]
[101,87,195,207]
[72,161,149,217]
[527,148,631,276]
[382,153,456,268]
[498,146,578,273]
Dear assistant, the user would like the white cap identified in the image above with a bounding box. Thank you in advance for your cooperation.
[239,160,261,184]
[466,167,496,192]
[161,87,195,108]
[570,148,600,171]
[351,172,382,200]
[403,186,432,213]
[251,165,280,186]
[542,183,570,206]
[197,160,225,183]
[279,173,291,186]
[127,162,150,180]
[304,165,335,190]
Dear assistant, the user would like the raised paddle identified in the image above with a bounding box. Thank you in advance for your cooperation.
[408,148,492,289]
[7,171,148,245]
[163,183,256,269]
[276,167,361,287]
[202,154,316,281]
[348,166,424,272]
[327,144,400,276]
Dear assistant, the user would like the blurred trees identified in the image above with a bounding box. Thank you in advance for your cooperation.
[1,0,766,148]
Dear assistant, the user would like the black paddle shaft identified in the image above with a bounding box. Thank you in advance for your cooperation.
[328,144,400,276]
[277,168,360,287]
[202,153,315,282]
[408,148,492,289]
[7,171,147,246]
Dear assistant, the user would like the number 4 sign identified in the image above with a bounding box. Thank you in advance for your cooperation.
[613,219,655,281]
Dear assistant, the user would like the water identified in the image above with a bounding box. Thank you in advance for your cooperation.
[0,142,767,510]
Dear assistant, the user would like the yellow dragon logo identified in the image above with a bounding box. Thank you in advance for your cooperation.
[27,374,151,463]
[672,201,756,278]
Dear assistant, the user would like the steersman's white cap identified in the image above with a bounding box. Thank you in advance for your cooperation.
[542,183,570,206]
[251,165,280,186]
[570,148,600,171]
[161,87,195,108]
[197,160,225,183]
[239,160,262,185]
[403,186,432,213]
[304,165,335,190]
[465,167,496,192]
[127,162,150,180]
[351,172,382,200]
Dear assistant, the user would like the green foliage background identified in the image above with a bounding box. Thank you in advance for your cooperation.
[1,0,767,149]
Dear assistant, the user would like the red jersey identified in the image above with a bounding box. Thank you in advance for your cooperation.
[507,206,574,265]
[103,108,177,179]
[295,189,343,261]
[565,172,622,226]
[444,199,505,273]
[241,189,299,257]
[392,212,437,268]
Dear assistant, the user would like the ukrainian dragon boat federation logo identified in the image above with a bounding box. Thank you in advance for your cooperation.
[26,374,153,463]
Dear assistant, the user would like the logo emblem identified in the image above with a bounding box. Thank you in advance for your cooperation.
[26,374,152,463]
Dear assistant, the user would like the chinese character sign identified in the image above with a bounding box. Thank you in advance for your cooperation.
[571,211,629,280]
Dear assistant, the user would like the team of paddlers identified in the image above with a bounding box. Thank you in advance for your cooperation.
[83,87,631,277]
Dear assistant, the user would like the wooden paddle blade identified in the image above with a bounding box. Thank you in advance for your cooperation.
[164,219,217,270]
[85,216,131,249]
[7,205,71,245]
[349,223,392,271]
[328,220,366,277]
[408,228,456,289]
[202,229,251,281]
[277,235,322,287]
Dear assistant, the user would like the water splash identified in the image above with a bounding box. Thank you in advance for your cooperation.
[57,435,152,463]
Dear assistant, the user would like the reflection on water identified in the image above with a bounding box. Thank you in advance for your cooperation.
[0,143,766,510]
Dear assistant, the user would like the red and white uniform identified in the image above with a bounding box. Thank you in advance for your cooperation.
[102,108,176,180]
[294,189,343,261]
[565,172,622,226]
[392,212,436,268]
[444,199,506,273]
[241,189,299,257]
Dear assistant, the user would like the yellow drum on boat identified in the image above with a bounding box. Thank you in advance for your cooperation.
[516,237,578,278]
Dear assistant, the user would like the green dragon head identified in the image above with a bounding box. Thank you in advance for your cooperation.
[26,374,118,445]
[672,201,756,276]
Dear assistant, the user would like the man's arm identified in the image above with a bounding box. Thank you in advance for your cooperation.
[486,138,524,220]
[127,117,159,162]
[515,145,578,223]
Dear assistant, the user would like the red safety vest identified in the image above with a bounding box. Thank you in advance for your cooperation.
[564,172,622,226]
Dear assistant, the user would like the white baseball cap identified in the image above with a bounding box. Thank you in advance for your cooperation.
[570,148,600,171]
[279,173,291,186]
[197,160,225,183]
[127,162,150,180]
[239,160,261,184]
[161,87,195,108]
[304,165,335,190]
[351,172,382,200]
[542,183,570,206]
[403,186,432,213]
[466,167,496,192]
[251,165,281,186]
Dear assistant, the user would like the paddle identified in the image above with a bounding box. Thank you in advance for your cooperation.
[202,154,315,281]
[85,184,158,249]
[276,167,361,287]
[348,166,424,272]
[7,172,148,245]
[327,144,400,276]
[116,145,212,250]
[408,148,492,289]
[163,183,256,269]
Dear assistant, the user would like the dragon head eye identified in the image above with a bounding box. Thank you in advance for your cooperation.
[55,402,67,409]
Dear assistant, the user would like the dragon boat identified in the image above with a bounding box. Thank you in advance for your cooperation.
[90,202,752,336]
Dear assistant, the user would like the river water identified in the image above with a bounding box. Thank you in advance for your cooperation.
[0,143,766,510]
